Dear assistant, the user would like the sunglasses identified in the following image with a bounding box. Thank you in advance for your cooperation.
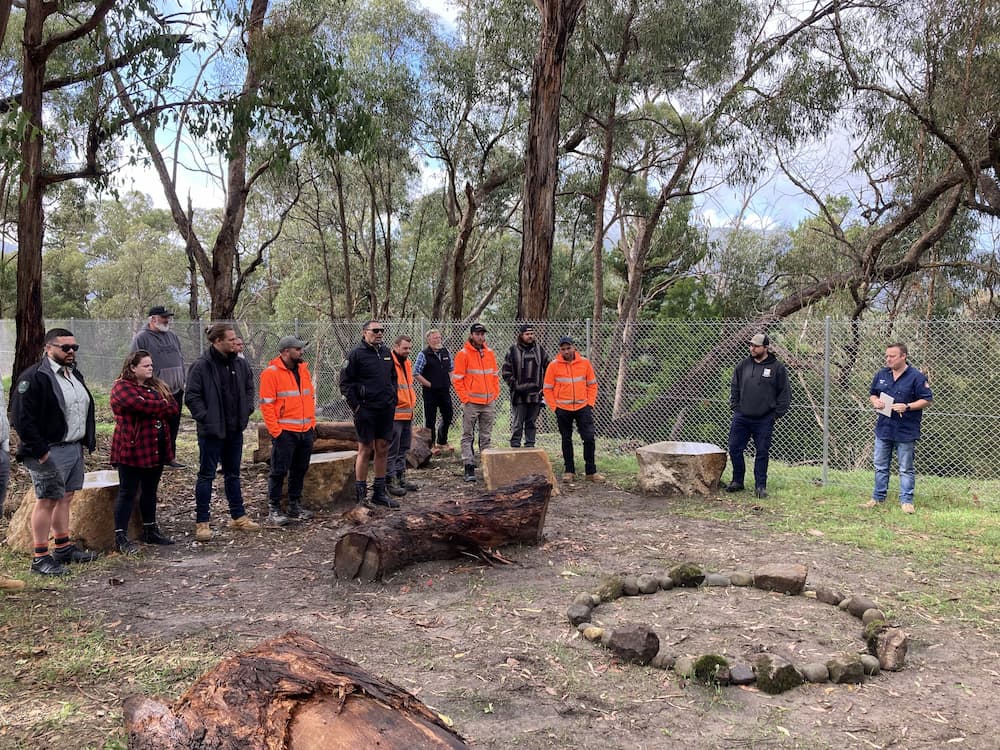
[52,343,80,352]
[367,328,384,334]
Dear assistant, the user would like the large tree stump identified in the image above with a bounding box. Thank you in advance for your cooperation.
[298,451,357,510]
[334,475,552,581]
[123,630,469,749]
[635,441,727,495]
[481,447,559,494]
[5,470,142,553]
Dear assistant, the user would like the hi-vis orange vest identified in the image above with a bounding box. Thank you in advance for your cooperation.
[452,341,500,405]
[393,354,416,421]
[259,356,316,437]
[543,352,598,412]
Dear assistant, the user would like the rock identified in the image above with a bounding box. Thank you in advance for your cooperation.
[655,572,675,590]
[600,630,612,647]
[668,563,705,588]
[605,624,659,665]
[860,655,881,675]
[636,574,659,594]
[813,584,846,606]
[480,448,559,495]
[573,593,595,607]
[826,654,865,684]
[595,575,624,602]
[838,599,851,610]
[871,627,908,671]
[6,472,142,554]
[754,655,803,694]
[847,596,878,619]
[406,426,434,468]
[622,576,640,596]
[650,652,675,670]
[727,663,756,685]
[575,622,592,633]
[296,451,358,510]
[703,573,731,587]
[753,563,808,595]
[729,571,753,587]
[673,656,695,677]
[800,662,829,683]
[567,603,593,627]
[635,441,728,495]
[862,608,886,626]
[582,627,604,642]
[692,654,729,684]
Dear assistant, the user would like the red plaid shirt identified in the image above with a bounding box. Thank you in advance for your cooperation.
[109,379,179,468]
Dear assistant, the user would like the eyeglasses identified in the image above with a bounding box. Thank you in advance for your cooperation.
[367,328,384,334]
[53,344,80,352]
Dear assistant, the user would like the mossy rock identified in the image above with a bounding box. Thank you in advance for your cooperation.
[692,654,729,684]
[594,575,624,602]
[754,655,803,695]
[863,620,888,646]
[668,563,705,588]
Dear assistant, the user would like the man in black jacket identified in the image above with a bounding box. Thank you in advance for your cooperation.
[725,333,791,498]
[185,323,259,541]
[501,324,549,448]
[339,320,398,509]
[11,328,99,576]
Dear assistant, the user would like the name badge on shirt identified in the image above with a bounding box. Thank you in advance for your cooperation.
[762,368,771,377]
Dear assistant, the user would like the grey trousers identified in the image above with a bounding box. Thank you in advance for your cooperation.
[461,402,496,464]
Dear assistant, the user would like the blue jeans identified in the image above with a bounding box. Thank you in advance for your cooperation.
[728,413,775,489]
[872,438,916,505]
[195,432,246,523]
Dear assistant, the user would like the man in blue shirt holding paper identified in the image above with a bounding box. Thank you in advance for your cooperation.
[866,343,933,514]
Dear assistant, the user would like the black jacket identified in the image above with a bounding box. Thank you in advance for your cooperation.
[730,352,791,419]
[11,359,96,460]
[185,347,255,438]
[339,340,396,411]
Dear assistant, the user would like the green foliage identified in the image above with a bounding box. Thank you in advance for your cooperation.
[692,654,729,684]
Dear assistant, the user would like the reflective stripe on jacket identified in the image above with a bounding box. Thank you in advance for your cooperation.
[259,356,316,437]
[393,355,416,421]
[452,340,500,405]
[543,352,598,412]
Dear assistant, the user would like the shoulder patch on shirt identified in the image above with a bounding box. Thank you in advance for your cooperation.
[340,360,349,369]
[17,380,28,393]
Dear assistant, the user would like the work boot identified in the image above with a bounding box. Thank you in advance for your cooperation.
[141,523,175,545]
[387,475,407,497]
[30,555,68,576]
[754,486,768,499]
[355,482,371,508]
[724,481,745,493]
[400,472,419,491]
[464,464,477,483]
[585,472,606,483]
[115,530,139,556]
[51,543,98,564]
[370,479,400,509]
[229,515,261,531]
[195,522,213,542]
[287,501,314,521]
[267,504,291,527]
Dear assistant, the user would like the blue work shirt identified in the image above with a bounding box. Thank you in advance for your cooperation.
[869,365,933,442]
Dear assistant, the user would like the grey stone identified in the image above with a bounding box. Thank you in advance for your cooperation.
[860,654,881,675]
[575,621,592,633]
[567,603,593,626]
[814,584,846,606]
[636,574,660,594]
[874,627,908,671]
[753,563,808,595]
[673,655,695,677]
[573,592,596,607]
[605,624,660,665]
[729,571,753,587]
[838,598,851,610]
[727,663,756,685]
[656,573,675,590]
[800,662,829,683]
[754,655,803,694]
[862,608,886,626]
[847,596,878,619]
[594,575,624,602]
[622,575,641,596]
[600,629,612,647]
[650,651,675,670]
[703,573,731,587]
[826,653,865,683]
[669,563,705,588]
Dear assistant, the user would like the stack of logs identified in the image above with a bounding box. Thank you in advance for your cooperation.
[253,421,432,468]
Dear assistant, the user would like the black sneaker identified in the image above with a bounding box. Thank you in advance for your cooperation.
[51,544,98,564]
[268,510,291,527]
[167,460,186,469]
[31,555,69,576]
[464,464,477,483]
[116,531,139,556]
[754,486,768,499]
[141,524,175,545]
[724,482,745,493]
[287,505,314,521]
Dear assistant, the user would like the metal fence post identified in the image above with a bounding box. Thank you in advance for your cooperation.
[822,316,831,486]
[585,318,591,355]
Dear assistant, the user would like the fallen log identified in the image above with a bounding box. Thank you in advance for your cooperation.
[335,475,552,581]
[253,422,361,463]
[124,631,469,749]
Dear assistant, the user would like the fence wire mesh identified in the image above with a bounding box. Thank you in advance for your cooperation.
[2,317,997,498]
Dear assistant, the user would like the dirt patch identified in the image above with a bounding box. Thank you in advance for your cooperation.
[4,451,1000,749]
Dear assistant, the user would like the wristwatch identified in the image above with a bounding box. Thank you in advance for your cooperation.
[904,404,911,412]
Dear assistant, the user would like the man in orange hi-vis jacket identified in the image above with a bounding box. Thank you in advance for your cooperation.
[452,322,500,483]
[387,334,419,498]
[543,336,604,484]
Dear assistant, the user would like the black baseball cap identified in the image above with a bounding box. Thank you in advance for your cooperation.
[559,336,574,345]
[148,305,174,317]
[470,323,488,333]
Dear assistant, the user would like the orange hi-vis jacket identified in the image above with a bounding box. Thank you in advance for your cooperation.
[543,352,598,412]
[393,354,416,421]
[259,356,316,438]
[452,341,500,405]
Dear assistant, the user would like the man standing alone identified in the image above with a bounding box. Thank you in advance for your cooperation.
[452,323,500,482]
[543,336,602,482]
[413,329,453,455]
[259,336,316,526]
[11,328,99,575]
[502,324,549,448]
[725,333,791,499]
[131,305,186,467]
[866,343,932,514]
[340,320,398,508]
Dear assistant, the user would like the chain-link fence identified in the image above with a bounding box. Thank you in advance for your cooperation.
[2,317,997,498]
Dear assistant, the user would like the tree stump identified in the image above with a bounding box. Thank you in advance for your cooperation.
[635,441,727,495]
[298,451,357,510]
[406,426,433,468]
[5,470,142,553]
[123,630,470,749]
[481,447,559,495]
[334,475,552,581]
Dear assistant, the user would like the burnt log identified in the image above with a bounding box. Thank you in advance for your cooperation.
[334,475,552,581]
[124,631,469,749]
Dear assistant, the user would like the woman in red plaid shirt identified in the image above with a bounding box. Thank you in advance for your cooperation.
[110,351,180,554]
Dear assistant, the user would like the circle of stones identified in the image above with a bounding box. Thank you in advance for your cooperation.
[565,563,907,693]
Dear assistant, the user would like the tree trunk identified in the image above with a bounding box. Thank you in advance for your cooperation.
[517,0,585,320]
[335,475,552,581]
[124,631,470,749]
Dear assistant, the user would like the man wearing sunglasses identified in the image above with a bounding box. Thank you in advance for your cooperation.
[11,328,99,576]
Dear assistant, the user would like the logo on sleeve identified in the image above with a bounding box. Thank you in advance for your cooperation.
[17,380,28,393]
